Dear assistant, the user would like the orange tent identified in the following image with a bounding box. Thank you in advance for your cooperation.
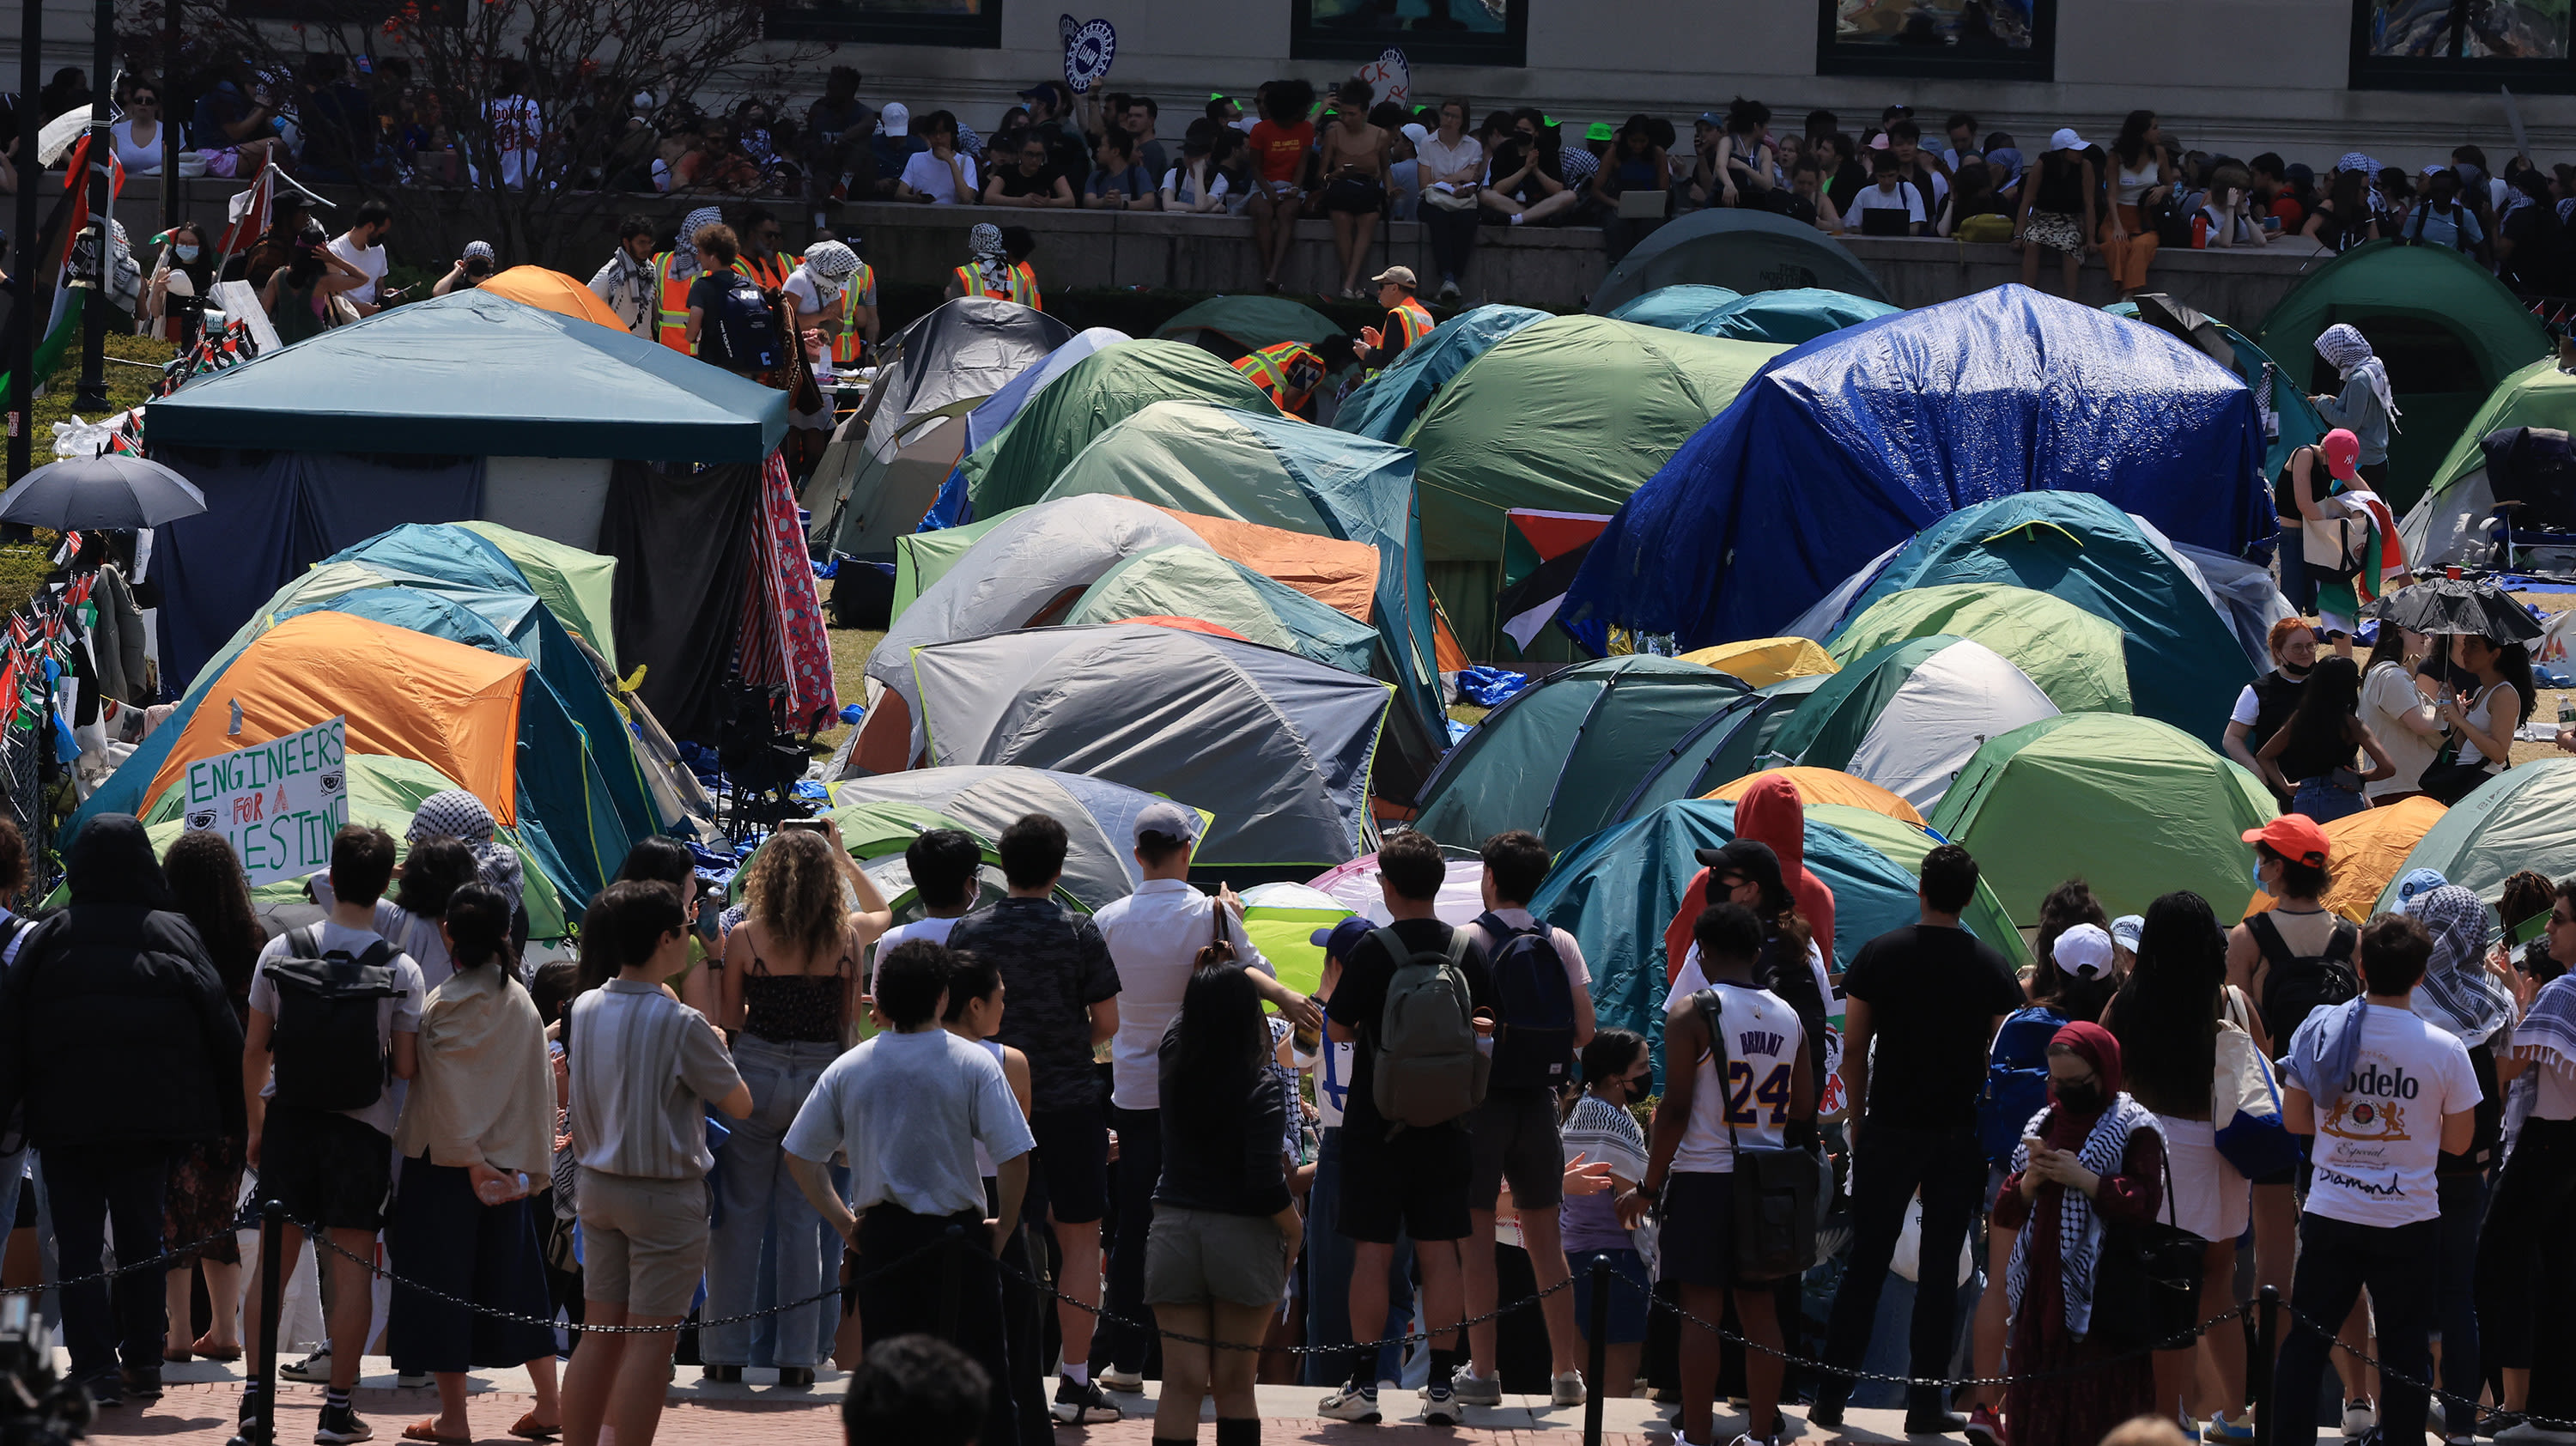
[1705,767,1926,827]
[146,611,530,826]
[481,266,630,332]
[2245,795,2448,922]
[1152,507,1380,623]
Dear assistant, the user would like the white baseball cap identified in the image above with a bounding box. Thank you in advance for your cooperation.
[2050,127,2085,153]
[2054,922,2115,980]
[1400,122,1430,146]
[881,100,911,137]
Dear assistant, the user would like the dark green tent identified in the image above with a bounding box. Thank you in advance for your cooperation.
[1587,210,1890,315]
[1154,295,1341,362]
[961,339,1280,517]
[2254,240,2549,512]
[148,289,789,462]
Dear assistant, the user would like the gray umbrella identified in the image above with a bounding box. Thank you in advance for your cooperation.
[0,454,207,530]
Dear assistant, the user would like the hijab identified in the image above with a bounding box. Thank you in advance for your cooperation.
[968,222,1012,295]
[2315,323,2402,426]
[2409,884,2516,1046]
[2042,1019,2123,1147]
[800,240,860,304]
[67,812,174,911]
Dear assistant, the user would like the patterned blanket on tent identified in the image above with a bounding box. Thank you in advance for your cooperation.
[737,453,837,728]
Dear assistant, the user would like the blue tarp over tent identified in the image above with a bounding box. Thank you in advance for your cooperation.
[1562,284,2276,648]
[1331,305,1551,444]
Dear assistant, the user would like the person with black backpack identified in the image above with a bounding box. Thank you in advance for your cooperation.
[2224,814,2371,1420]
[1315,829,1495,1428]
[0,814,243,1409]
[236,823,427,1446]
[1449,830,1596,1411]
[680,221,779,377]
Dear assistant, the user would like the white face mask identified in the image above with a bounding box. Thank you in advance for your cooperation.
[173,243,200,262]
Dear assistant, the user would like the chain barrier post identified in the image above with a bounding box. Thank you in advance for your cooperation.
[2253,1285,2279,1446]
[1583,1256,1609,1446]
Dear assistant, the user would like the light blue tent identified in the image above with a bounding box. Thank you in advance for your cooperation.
[1799,492,2256,744]
[1332,304,1551,444]
[1686,288,1900,345]
[1605,285,1742,331]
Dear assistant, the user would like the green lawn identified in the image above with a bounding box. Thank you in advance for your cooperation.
[0,331,175,614]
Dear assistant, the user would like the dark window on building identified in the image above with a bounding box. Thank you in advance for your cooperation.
[767,0,1002,47]
[2352,0,2574,90]
[1290,0,1528,69]
[1816,0,2055,80]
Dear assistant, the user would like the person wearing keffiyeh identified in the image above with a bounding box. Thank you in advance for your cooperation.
[2470,886,2576,1442]
[1994,1021,2165,1446]
[2310,323,2400,485]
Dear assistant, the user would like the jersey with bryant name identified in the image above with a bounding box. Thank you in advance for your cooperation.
[1674,979,1805,1173]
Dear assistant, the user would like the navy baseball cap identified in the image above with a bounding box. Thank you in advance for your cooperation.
[1312,915,1373,958]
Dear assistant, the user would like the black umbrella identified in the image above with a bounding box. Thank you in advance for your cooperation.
[0,453,207,530]
[2360,576,2543,641]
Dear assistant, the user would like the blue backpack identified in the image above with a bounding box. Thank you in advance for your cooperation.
[1478,911,1577,1091]
[1976,1005,2069,1165]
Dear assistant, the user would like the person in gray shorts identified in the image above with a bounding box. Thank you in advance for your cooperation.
[558,882,751,1446]
[1144,954,1302,1446]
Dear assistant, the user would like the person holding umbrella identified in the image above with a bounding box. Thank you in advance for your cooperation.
[2423,633,2536,804]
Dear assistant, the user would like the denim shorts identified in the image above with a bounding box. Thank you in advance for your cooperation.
[1567,1246,1650,1343]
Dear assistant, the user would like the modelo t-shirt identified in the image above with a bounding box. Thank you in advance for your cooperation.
[2291,1004,2482,1228]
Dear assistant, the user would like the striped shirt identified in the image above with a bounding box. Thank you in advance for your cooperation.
[567,979,742,1181]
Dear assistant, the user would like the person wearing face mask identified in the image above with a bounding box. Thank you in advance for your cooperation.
[1993,1024,2167,1446]
[2224,619,2318,793]
[1558,1029,1653,1413]
[148,222,216,348]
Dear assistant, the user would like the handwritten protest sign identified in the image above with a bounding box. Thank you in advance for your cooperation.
[183,716,348,886]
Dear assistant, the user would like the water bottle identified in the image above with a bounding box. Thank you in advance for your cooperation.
[477,1171,530,1206]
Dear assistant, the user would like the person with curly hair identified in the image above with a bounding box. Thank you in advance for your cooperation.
[702,823,891,1386]
[157,830,265,1364]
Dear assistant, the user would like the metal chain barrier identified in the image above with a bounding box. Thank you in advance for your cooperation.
[2281,1299,2576,1434]
[0,1220,246,1296]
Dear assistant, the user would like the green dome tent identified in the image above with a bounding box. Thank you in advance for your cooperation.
[1526,798,2021,1061]
[1332,304,1550,444]
[1828,582,2132,717]
[1809,492,2254,741]
[1064,545,1378,674]
[1586,210,1891,315]
[1684,288,1900,345]
[731,799,1088,922]
[1153,295,1341,361]
[1611,674,1834,824]
[824,765,1198,911]
[1605,284,1742,331]
[960,339,1280,517]
[2254,240,2549,512]
[1759,635,2060,814]
[2373,760,2576,911]
[2405,357,2576,570]
[1803,804,2029,972]
[1409,656,1749,850]
[1929,713,2276,925]
[1401,316,1784,655]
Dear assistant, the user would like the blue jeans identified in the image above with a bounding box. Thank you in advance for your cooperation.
[1568,1246,1650,1344]
[2433,1171,2484,1420]
[2293,776,2366,824]
[701,1036,837,1367]
[1301,1127,1415,1387]
[2275,1213,2437,1446]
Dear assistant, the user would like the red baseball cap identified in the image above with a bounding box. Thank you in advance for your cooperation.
[2322,428,2361,484]
[2243,815,2331,868]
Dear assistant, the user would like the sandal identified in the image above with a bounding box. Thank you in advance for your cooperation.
[163,1346,193,1363]
[507,1413,561,1441]
[402,1421,472,1445]
[192,1335,243,1362]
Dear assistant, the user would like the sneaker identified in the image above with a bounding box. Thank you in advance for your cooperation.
[1316,1382,1382,1424]
[314,1403,374,1445]
[1728,1431,1788,1446]
[2494,1426,2576,1445]
[1809,1389,1850,1430]
[1051,1376,1120,1425]
[1906,1410,1971,1437]
[121,1367,163,1402]
[1451,1368,1503,1407]
[1097,1366,1145,1393]
[81,1373,123,1408]
[2208,1413,2257,1443]
[2485,1413,2529,1440]
[2343,1399,2378,1437]
[395,1372,431,1390]
[1552,1370,1587,1408]
[1422,1384,1461,1426]
[1965,1405,2008,1446]
[279,1349,334,1384]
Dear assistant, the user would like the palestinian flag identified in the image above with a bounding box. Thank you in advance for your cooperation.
[1496,508,1611,653]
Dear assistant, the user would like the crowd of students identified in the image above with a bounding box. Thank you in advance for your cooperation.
[3,750,2575,1446]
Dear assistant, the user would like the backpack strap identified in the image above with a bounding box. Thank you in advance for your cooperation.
[1689,986,1741,1155]
[2322,919,2359,964]
[2244,911,2297,975]
[286,924,323,961]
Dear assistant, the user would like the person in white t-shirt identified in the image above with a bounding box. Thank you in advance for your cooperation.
[2277,913,2482,1446]
[1450,829,1597,1409]
[1086,802,1317,1395]
[896,111,976,204]
[325,198,393,315]
[1846,150,1928,235]
[866,828,982,998]
[1623,902,1812,1446]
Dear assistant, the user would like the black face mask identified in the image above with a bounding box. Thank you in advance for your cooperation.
[2055,1082,2105,1115]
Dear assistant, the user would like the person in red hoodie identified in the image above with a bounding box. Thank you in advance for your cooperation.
[1662,773,1837,987]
